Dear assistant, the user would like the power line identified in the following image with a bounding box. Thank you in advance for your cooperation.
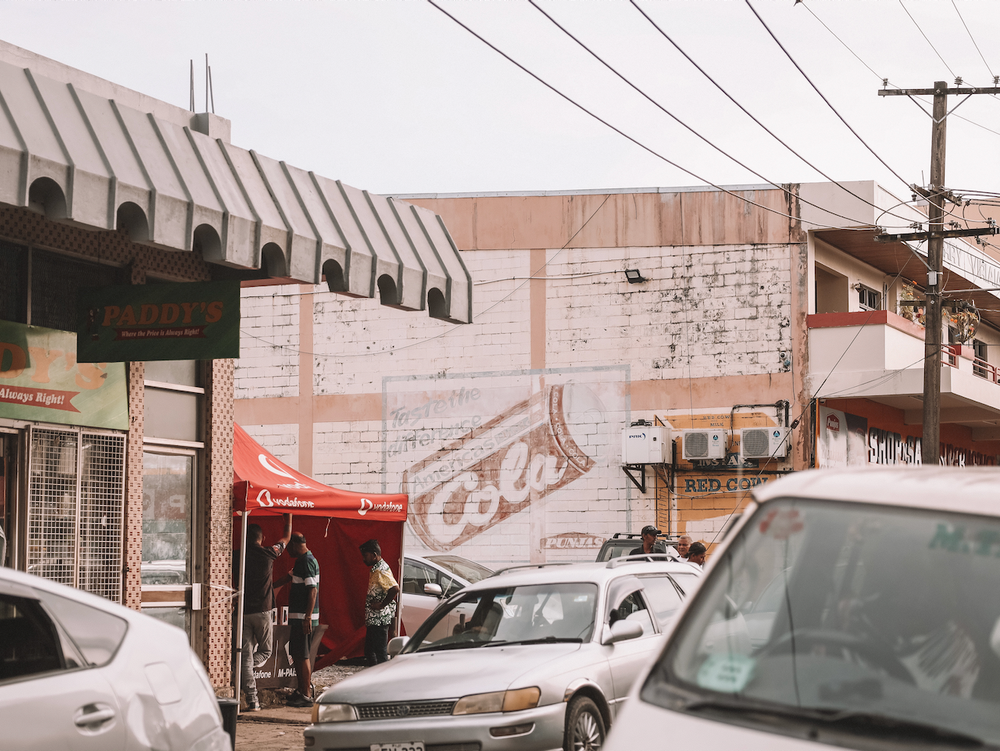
[744,0,912,190]
[897,0,957,80]
[526,0,913,231]
[951,0,996,81]
[801,0,1000,140]
[426,0,885,231]
[629,0,917,227]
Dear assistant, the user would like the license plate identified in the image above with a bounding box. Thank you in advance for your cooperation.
[370,744,424,751]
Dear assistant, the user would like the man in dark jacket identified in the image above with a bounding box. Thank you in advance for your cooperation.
[241,513,292,711]
[629,525,667,556]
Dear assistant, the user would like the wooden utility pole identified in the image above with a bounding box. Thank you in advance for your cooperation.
[877,82,1000,463]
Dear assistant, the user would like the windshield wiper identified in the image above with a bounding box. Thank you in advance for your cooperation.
[415,640,492,653]
[680,698,987,748]
[483,636,583,647]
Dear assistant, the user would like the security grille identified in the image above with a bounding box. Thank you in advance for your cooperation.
[27,427,125,602]
[357,700,457,720]
[79,433,125,600]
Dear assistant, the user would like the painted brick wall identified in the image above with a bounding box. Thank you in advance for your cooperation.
[234,287,301,399]
[543,244,791,379]
[235,210,795,567]
[310,253,532,396]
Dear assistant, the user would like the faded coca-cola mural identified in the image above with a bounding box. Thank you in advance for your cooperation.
[383,369,628,563]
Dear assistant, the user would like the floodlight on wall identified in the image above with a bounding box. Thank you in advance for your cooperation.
[624,269,647,284]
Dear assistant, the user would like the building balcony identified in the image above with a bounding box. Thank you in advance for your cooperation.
[807,311,1000,439]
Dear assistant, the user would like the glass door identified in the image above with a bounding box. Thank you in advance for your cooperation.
[141,448,196,632]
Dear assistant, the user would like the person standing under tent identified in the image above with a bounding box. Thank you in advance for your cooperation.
[241,513,292,711]
[276,532,320,708]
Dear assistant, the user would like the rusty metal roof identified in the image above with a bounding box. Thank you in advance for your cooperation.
[0,54,471,323]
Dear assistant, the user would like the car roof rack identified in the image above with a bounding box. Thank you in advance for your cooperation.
[607,553,683,568]
[489,562,573,577]
[610,532,680,541]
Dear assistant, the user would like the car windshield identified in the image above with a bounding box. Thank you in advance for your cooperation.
[424,555,493,583]
[641,499,1000,747]
[405,581,598,653]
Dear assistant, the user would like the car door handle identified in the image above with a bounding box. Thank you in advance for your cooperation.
[75,707,116,727]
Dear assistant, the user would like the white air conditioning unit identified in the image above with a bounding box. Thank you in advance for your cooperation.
[740,427,790,460]
[621,425,671,464]
[681,429,726,461]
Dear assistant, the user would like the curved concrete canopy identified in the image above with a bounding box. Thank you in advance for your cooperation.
[0,48,471,324]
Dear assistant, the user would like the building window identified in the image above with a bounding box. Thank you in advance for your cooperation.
[857,284,881,311]
[973,339,989,379]
[25,427,125,603]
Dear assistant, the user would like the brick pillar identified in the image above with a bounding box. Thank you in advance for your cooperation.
[202,358,235,690]
[122,261,146,610]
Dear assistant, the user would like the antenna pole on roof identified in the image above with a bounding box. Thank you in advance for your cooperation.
[208,63,215,114]
[189,59,195,112]
[205,54,209,113]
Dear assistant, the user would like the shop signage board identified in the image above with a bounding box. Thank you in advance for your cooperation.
[0,321,128,430]
[818,403,999,467]
[76,280,240,363]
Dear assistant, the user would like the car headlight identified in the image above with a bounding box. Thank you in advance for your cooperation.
[313,703,358,723]
[452,687,541,715]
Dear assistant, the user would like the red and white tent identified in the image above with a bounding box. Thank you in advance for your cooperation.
[232,424,408,692]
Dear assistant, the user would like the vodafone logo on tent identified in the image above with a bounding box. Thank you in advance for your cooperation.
[357,497,405,516]
[254,487,316,509]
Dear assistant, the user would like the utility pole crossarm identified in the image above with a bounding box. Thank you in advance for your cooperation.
[879,86,1000,97]
[875,226,999,243]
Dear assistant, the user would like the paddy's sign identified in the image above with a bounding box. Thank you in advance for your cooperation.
[0,322,128,430]
[77,281,240,363]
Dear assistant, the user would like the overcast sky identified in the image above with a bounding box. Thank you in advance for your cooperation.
[5,0,1000,205]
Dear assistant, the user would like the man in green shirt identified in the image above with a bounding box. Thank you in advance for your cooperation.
[275,532,319,707]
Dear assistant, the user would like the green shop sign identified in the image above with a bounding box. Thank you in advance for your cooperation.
[0,322,128,430]
[77,280,240,363]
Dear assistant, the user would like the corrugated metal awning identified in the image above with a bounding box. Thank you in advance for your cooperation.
[0,57,471,324]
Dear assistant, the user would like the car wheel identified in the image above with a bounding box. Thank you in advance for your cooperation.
[563,696,605,751]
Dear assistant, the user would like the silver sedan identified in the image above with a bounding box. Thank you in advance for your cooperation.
[305,557,700,751]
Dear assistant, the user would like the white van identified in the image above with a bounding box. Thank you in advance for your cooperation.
[605,466,1000,750]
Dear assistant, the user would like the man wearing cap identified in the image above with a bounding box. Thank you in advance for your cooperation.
[360,539,400,666]
[629,525,667,556]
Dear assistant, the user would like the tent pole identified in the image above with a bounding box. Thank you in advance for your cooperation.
[234,509,250,710]
[396,521,405,639]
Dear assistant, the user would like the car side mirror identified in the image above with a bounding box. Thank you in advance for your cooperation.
[601,619,644,645]
[388,636,409,657]
[423,583,444,597]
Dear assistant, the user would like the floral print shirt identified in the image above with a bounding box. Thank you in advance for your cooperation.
[365,558,398,626]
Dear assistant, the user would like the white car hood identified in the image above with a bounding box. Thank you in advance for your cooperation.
[322,643,583,703]
[607,696,829,751]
